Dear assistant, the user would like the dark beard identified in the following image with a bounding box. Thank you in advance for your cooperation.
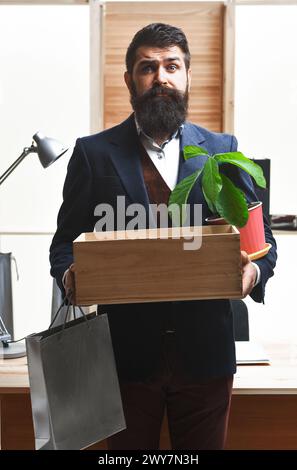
[130,83,189,142]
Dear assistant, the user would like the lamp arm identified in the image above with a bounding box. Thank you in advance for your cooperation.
[0,146,37,186]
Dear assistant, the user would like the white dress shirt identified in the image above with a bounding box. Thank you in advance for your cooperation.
[135,118,181,191]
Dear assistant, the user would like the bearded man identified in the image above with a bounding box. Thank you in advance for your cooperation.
[50,23,277,450]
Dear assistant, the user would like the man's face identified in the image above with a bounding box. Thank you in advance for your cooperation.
[125,45,191,142]
[125,45,191,97]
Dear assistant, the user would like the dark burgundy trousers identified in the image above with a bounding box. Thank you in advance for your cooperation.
[107,333,233,450]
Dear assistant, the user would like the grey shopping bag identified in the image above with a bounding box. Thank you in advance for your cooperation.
[26,304,126,450]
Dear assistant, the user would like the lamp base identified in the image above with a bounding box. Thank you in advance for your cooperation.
[0,341,27,359]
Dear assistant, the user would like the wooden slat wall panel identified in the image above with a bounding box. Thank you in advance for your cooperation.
[103,2,224,132]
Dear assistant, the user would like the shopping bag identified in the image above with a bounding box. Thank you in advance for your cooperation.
[25,301,126,449]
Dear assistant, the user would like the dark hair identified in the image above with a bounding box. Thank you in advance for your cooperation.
[125,23,191,74]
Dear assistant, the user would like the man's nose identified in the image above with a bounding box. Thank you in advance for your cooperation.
[153,67,168,86]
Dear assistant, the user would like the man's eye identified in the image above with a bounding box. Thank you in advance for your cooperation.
[142,65,154,73]
[167,64,178,71]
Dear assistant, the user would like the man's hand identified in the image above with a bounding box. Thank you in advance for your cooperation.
[64,263,76,304]
[241,251,257,298]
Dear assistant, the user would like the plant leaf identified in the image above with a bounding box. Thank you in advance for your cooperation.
[214,151,266,188]
[183,145,209,161]
[202,158,222,210]
[202,187,216,214]
[168,169,202,225]
[215,173,249,228]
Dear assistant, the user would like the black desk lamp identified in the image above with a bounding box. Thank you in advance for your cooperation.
[0,131,68,186]
[0,132,68,358]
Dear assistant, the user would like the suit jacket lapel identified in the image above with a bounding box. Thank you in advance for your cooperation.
[108,114,151,213]
[177,122,208,183]
[177,123,209,214]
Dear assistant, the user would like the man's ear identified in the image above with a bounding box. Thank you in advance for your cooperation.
[187,68,192,91]
[124,71,133,94]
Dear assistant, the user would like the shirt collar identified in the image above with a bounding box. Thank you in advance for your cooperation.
[134,115,184,150]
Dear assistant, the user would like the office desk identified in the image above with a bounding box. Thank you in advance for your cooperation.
[0,355,31,450]
[1,342,297,450]
[226,342,297,449]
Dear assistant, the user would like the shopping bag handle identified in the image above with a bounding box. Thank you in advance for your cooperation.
[66,289,90,323]
[61,303,90,332]
[49,294,68,329]
[49,292,90,330]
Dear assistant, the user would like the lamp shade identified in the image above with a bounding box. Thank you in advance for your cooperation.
[33,132,68,168]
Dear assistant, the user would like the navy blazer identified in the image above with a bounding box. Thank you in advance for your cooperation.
[50,114,277,381]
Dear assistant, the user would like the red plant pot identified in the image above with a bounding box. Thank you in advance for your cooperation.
[239,202,266,254]
[205,201,266,255]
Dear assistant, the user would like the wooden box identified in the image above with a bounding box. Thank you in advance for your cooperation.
[73,225,242,305]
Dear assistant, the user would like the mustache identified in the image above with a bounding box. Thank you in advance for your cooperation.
[136,85,184,102]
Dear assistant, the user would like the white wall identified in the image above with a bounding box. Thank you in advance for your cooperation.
[0,5,90,232]
[234,4,297,215]
[245,233,297,343]
[0,4,89,338]
[234,4,297,343]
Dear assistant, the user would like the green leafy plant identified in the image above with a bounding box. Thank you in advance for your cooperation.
[169,145,266,227]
